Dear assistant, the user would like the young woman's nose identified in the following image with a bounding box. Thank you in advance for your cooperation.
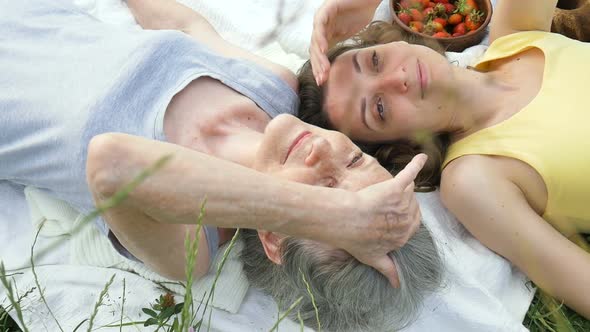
[374,65,408,93]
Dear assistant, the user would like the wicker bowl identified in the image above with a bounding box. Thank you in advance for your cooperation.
[390,0,493,52]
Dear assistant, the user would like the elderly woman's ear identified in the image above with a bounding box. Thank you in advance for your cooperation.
[258,231,285,264]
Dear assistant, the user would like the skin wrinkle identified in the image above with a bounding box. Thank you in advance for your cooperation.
[236,113,442,332]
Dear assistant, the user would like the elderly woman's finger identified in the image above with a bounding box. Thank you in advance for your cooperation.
[370,255,400,288]
[393,154,427,189]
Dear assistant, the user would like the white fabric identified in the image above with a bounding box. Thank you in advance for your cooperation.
[0,0,534,331]
[26,186,249,313]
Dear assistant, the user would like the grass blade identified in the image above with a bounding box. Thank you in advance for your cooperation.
[86,274,115,332]
[205,228,241,332]
[0,263,29,332]
[179,199,206,332]
[29,220,64,332]
[268,297,303,332]
[300,269,320,332]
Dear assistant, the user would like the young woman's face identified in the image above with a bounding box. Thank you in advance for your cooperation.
[323,41,453,142]
[254,114,391,190]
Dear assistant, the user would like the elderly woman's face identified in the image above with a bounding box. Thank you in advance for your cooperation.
[253,114,391,190]
[323,41,453,142]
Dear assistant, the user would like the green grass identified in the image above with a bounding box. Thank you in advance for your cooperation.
[2,290,590,332]
[1,305,21,332]
[525,291,590,332]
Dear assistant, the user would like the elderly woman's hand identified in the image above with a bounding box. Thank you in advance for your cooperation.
[310,0,382,86]
[340,154,427,288]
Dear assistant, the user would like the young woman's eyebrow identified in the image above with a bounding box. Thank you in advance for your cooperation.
[360,97,373,131]
[352,51,361,73]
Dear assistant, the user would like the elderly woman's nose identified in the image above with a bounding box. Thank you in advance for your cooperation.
[304,137,332,167]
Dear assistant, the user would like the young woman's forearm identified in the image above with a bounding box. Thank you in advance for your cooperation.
[490,0,558,41]
[86,133,352,239]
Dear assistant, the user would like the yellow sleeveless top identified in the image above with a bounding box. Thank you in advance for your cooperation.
[442,31,590,227]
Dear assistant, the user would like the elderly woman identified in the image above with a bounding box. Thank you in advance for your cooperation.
[0,0,425,283]
[302,0,590,319]
[0,0,443,330]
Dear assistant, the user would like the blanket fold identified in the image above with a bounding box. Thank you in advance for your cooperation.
[24,186,249,314]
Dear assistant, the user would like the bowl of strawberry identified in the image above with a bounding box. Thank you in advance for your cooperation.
[390,0,492,52]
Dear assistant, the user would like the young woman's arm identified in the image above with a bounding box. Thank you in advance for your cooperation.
[87,133,426,286]
[125,0,297,89]
[490,0,558,43]
[441,156,590,318]
[309,0,382,85]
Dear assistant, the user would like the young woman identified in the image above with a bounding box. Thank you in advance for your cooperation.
[303,0,590,319]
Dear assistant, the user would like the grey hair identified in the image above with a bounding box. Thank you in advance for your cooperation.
[240,224,443,331]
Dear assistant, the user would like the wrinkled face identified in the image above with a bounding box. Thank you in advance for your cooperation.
[324,41,453,142]
[254,114,392,190]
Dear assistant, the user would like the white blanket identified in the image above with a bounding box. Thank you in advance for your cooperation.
[0,0,535,331]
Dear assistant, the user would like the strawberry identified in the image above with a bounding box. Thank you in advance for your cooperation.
[448,13,463,25]
[456,0,478,15]
[427,1,436,7]
[443,3,455,14]
[465,9,484,31]
[409,21,424,32]
[398,10,412,26]
[432,3,446,16]
[433,0,449,3]
[423,7,435,18]
[433,17,448,28]
[409,8,424,22]
[433,31,451,38]
[407,0,428,9]
[431,21,444,32]
[399,0,411,9]
[452,32,465,37]
[453,22,467,35]
[424,20,444,35]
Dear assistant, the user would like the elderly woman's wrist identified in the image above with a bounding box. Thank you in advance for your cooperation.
[271,185,355,243]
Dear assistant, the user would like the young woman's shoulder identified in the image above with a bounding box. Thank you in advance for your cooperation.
[440,155,511,215]
[441,155,501,193]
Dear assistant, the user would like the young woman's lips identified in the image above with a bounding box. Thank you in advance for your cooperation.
[417,59,427,99]
[284,131,311,163]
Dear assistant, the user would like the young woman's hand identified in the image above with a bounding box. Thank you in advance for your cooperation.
[310,0,382,86]
[337,153,427,288]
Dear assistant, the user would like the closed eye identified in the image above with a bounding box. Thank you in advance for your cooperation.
[348,152,364,168]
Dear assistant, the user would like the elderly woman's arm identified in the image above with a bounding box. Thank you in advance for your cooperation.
[441,156,590,319]
[490,0,559,42]
[87,133,425,286]
[125,0,297,88]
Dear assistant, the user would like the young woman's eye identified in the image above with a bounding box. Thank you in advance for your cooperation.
[376,97,385,120]
[348,152,363,168]
[372,51,379,71]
